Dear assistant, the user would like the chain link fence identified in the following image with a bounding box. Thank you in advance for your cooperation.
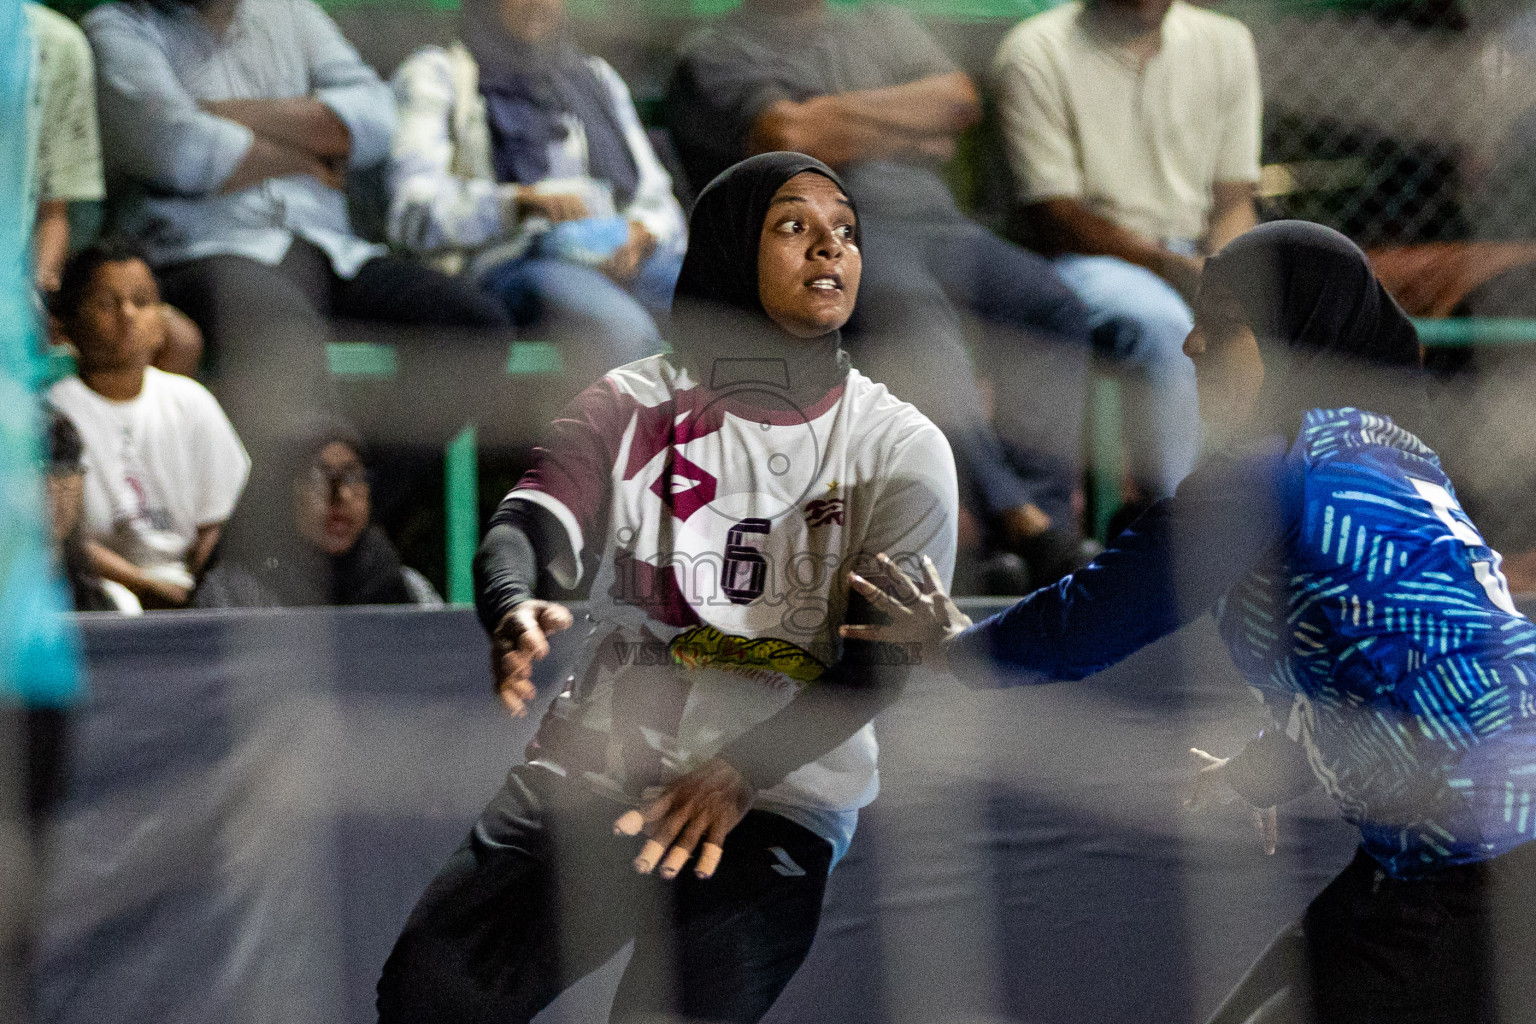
[1242,1,1536,246]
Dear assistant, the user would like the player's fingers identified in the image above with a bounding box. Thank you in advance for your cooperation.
[659,817,710,880]
[641,803,692,857]
[614,810,645,836]
[639,789,675,825]
[511,607,550,660]
[694,816,734,880]
[1257,806,1278,855]
[847,573,906,616]
[1190,747,1226,768]
[839,623,890,641]
[920,555,946,599]
[876,553,921,603]
[694,842,724,880]
[633,838,667,874]
[539,603,575,636]
[497,684,527,718]
[498,650,533,688]
[1184,770,1218,811]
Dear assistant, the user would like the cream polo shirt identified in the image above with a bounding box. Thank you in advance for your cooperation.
[994,0,1261,246]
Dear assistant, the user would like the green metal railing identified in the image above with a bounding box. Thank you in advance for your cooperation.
[325,339,563,604]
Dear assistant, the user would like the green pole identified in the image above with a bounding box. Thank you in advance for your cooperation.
[445,423,479,606]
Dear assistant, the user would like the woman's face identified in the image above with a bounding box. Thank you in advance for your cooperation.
[69,259,164,377]
[757,172,862,339]
[497,0,563,43]
[1183,282,1266,441]
[294,442,371,557]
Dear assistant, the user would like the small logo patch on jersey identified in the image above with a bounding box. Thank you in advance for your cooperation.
[768,846,806,877]
[804,497,844,528]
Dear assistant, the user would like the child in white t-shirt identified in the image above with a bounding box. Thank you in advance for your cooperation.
[47,240,249,608]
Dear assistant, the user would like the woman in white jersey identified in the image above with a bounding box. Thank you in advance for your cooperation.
[377,152,958,1023]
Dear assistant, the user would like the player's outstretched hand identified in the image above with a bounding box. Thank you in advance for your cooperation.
[839,553,971,672]
[614,757,753,881]
[1185,747,1278,855]
[490,600,574,718]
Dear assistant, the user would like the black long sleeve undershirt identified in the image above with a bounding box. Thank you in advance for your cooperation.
[472,495,912,792]
[473,498,560,635]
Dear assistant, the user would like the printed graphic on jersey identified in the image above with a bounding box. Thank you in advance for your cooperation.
[722,518,771,604]
[803,498,844,528]
[669,624,827,687]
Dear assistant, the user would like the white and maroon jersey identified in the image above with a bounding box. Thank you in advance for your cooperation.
[512,354,957,849]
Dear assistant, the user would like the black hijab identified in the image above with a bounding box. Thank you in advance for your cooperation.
[462,0,639,207]
[219,418,411,608]
[1200,220,1424,434]
[670,152,855,407]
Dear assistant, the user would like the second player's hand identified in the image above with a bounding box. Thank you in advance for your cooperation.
[490,600,575,718]
[839,553,971,670]
[1186,747,1278,855]
[614,757,753,881]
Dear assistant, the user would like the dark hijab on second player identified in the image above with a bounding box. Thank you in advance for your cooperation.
[1196,221,1424,439]
[669,151,861,407]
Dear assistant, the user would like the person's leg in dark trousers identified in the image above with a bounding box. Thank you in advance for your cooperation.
[612,812,832,1023]
[157,245,335,454]
[847,225,1038,524]
[379,765,833,1024]
[1204,842,1536,1024]
[333,254,510,330]
[903,218,1093,533]
[377,766,642,1024]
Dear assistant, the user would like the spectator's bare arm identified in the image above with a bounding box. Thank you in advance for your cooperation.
[200,98,352,160]
[1205,180,1258,255]
[220,136,342,194]
[34,200,70,294]
[830,72,981,138]
[749,73,980,168]
[86,540,191,608]
[188,523,223,577]
[1024,198,1203,302]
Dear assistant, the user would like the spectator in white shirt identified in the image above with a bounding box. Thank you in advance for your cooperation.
[47,240,249,609]
[994,0,1262,498]
[389,0,686,389]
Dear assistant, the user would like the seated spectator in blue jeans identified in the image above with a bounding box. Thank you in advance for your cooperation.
[83,0,512,441]
[390,0,685,388]
[199,418,441,608]
[46,241,250,610]
[669,0,1094,581]
[994,0,1261,497]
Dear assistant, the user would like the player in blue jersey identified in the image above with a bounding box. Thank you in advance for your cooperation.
[845,221,1536,1024]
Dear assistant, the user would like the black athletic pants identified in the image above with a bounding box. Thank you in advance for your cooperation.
[1207,842,1536,1024]
[377,765,832,1024]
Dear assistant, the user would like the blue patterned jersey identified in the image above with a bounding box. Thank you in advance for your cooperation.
[954,407,1536,878]
[1215,409,1536,876]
